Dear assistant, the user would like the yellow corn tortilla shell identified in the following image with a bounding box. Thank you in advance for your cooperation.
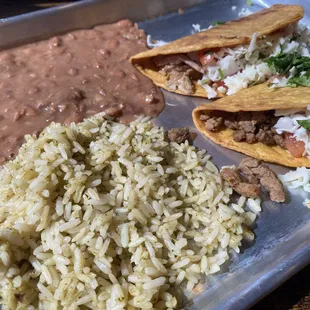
[192,83,310,167]
[131,4,304,98]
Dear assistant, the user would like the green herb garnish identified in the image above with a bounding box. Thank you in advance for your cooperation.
[247,0,253,6]
[266,52,310,87]
[297,119,310,130]
[287,75,310,87]
[218,68,225,80]
[212,21,225,26]
[266,53,310,74]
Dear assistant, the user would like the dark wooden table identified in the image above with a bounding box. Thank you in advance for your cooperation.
[1,1,309,309]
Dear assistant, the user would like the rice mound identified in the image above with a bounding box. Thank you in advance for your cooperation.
[0,114,257,309]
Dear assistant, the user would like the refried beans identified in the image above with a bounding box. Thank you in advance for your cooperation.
[0,20,164,164]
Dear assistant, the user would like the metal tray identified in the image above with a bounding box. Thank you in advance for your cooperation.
[0,0,309,309]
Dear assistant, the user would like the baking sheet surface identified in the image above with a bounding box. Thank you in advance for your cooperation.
[0,1,309,309]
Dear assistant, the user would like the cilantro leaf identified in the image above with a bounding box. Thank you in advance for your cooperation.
[266,53,295,74]
[287,75,310,87]
[266,52,310,87]
[212,21,225,26]
[297,119,310,130]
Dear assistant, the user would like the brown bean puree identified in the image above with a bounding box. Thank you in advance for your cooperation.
[0,20,164,164]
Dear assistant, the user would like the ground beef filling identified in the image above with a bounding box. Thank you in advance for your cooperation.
[200,111,285,148]
[166,127,197,144]
[153,54,202,95]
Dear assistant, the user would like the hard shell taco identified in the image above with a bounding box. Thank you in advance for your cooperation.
[131,5,308,99]
[192,83,310,167]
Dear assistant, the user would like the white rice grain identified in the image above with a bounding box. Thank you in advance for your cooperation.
[0,114,256,309]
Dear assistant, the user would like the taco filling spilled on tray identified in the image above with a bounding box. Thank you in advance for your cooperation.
[200,107,310,159]
[220,157,285,203]
[154,24,310,98]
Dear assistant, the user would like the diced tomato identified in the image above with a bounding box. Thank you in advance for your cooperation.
[199,53,215,66]
[212,80,228,91]
[198,49,217,66]
[216,80,225,87]
[284,133,305,158]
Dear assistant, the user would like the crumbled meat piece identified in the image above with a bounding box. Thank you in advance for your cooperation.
[199,114,209,121]
[237,112,251,122]
[241,171,259,185]
[160,64,175,74]
[256,129,276,146]
[166,70,182,91]
[238,160,260,184]
[238,120,256,133]
[251,164,285,203]
[245,133,256,144]
[220,168,260,198]
[250,111,266,123]
[167,127,196,144]
[274,134,285,148]
[220,167,242,187]
[160,63,189,75]
[235,112,257,133]
[178,74,194,94]
[239,158,285,203]
[166,67,194,95]
[269,117,279,127]
[258,169,286,202]
[233,130,246,142]
[224,119,238,130]
[153,54,188,67]
[236,182,260,198]
[204,117,223,132]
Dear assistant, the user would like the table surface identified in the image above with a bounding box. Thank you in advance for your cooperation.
[0,1,309,310]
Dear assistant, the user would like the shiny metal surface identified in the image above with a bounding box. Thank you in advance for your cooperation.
[0,0,309,309]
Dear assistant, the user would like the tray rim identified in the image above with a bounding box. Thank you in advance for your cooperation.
[0,1,309,309]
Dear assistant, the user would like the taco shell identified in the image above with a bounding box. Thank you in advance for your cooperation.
[192,83,310,167]
[131,4,304,98]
